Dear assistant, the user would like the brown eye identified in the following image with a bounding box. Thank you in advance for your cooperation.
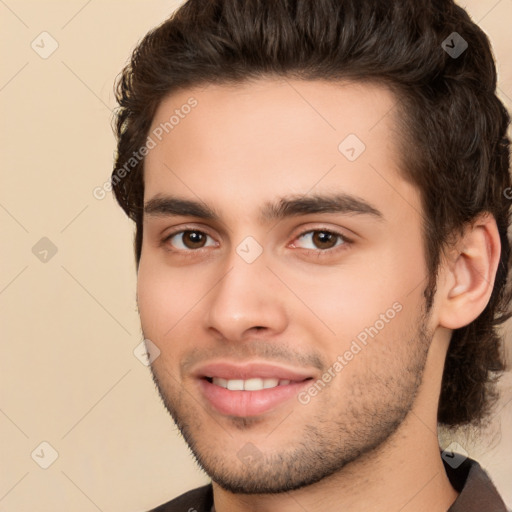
[182,231,207,249]
[295,230,347,251]
[165,230,216,251]
[311,231,338,249]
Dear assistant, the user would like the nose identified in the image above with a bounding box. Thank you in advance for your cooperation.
[204,251,288,342]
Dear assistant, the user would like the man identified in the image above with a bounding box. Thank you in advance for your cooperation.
[111,0,511,510]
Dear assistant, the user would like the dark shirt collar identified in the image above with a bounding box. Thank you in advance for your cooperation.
[444,456,508,511]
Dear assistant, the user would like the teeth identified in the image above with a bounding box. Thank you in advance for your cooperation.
[214,377,228,388]
[246,378,267,391]
[262,378,279,389]
[211,377,292,390]
[226,379,244,391]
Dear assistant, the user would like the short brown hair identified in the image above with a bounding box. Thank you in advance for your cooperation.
[112,0,512,427]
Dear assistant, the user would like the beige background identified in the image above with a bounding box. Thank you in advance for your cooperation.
[1,1,511,510]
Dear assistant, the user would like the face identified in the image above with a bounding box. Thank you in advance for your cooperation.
[137,79,433,493]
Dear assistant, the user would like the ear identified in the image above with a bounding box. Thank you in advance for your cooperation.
[437,213,501,330]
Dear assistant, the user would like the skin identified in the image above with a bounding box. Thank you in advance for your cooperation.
[137,79,500,512]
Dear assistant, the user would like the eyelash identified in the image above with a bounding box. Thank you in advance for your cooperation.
[161,226,353,259]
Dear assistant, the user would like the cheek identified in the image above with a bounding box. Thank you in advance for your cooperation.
[137,257,191,338]
[137,261,202,377]
[301,247,425,346]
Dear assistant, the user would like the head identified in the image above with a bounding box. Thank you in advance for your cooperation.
[112,0,511,493]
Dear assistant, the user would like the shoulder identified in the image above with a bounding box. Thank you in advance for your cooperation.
[147,484,213,512]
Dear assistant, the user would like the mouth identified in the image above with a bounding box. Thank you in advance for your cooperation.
[195,362,315,417]
[205,376,297,390]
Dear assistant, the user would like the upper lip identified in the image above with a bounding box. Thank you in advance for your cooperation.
[194,361,315,381]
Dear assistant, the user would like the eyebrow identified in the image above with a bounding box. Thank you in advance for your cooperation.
[144,193,384,223]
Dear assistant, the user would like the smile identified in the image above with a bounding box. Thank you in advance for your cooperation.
[208,377,292,391]
[194,361,316,417]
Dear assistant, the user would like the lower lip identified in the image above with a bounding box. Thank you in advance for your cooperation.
[198,378,311,417]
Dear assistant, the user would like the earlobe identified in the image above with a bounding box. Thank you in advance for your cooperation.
[438,213,501,330]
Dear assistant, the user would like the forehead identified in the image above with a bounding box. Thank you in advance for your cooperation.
[143,79,419,224]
